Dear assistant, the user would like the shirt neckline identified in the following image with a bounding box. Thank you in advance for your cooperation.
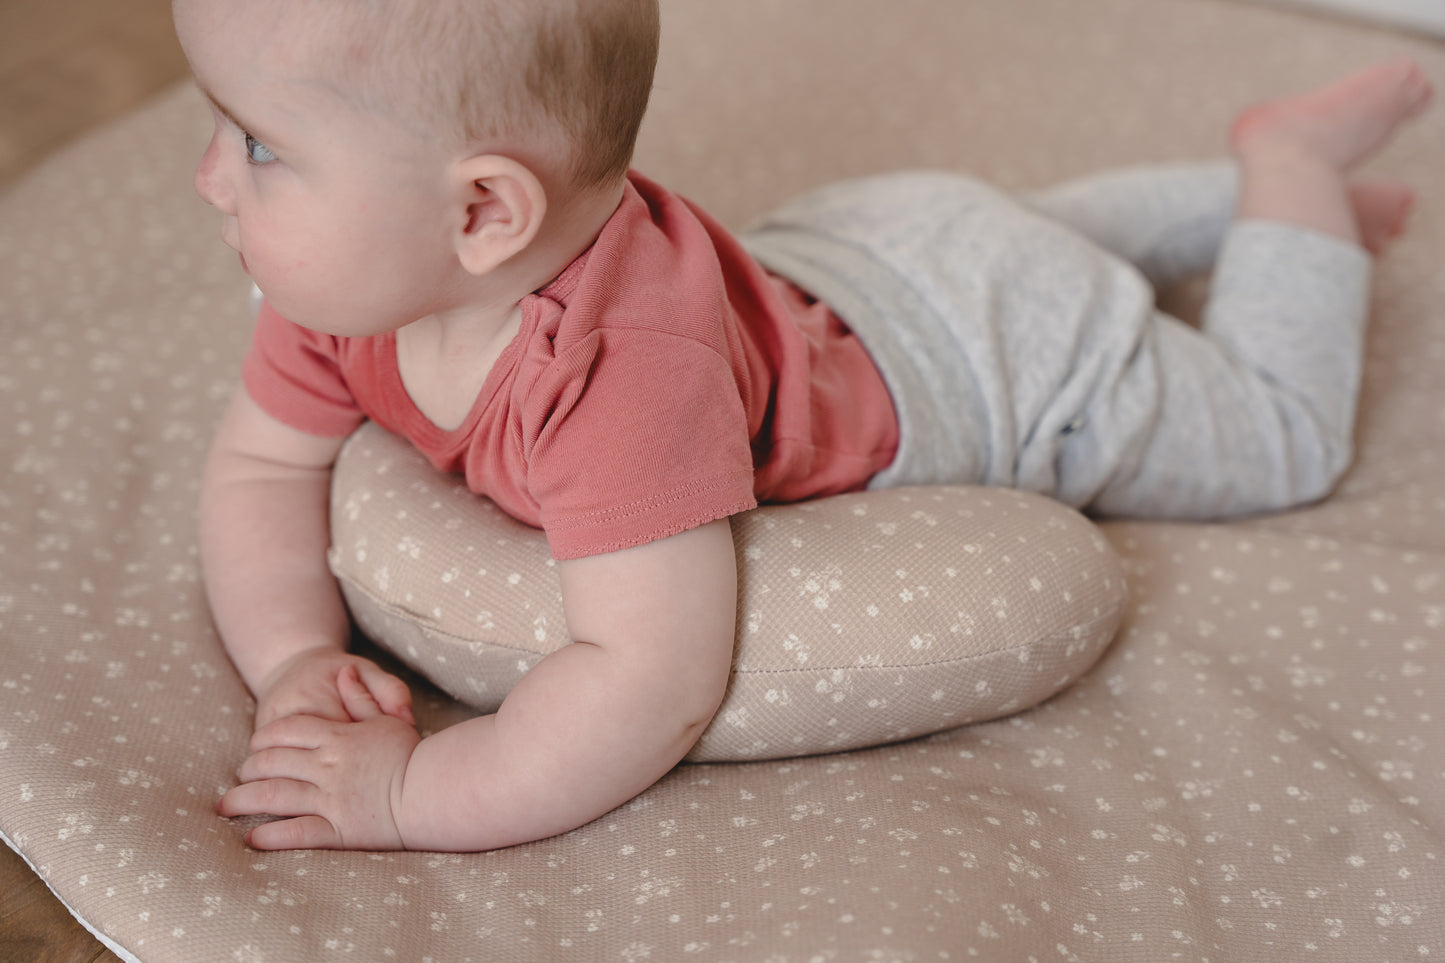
[377,244,598,449]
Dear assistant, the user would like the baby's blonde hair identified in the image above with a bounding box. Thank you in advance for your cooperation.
[320,0,660,191]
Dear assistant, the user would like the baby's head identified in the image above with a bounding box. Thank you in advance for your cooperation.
[313,0,661,192]
[174,0,660,336]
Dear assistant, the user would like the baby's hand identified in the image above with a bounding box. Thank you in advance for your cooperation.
[253,647,414,729]
[220,666,422,850]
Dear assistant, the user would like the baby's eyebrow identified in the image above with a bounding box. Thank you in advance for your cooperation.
[198,84,259,136]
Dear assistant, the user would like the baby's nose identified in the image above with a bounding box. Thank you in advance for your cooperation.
[193,139,234,213]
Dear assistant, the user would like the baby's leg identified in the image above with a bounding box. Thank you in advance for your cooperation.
[1086,60,1433,518]
[1026,167,1415,283]
[1231,57,1432,245]
[1085,221,1372,518]
[1023,162,1237,288]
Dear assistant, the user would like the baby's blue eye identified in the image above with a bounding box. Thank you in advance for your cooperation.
[244,132,277,165]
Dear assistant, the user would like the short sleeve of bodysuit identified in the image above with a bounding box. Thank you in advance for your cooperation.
[241,301,365,439]
[514,321,759,559]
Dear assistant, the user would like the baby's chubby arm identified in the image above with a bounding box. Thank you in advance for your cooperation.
[224,517,738,851]
[200,389,414,728]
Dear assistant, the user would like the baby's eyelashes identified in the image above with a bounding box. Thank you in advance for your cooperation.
[245,132,277,165]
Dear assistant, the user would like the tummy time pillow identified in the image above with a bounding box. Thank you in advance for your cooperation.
[328,422,1127,761]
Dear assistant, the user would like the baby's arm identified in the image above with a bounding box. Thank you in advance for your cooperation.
[222,517,738,851]
[201,388,413,728]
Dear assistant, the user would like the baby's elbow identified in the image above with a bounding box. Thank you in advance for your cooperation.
[682,665,731,741]
[664,653,732,757]
[674,712,715,759]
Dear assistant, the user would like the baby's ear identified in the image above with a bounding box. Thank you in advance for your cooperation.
[450,154,547,276]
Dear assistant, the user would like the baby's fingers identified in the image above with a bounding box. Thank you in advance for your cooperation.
[218,775,320,821]
[236,745,317,786]
[247,815,342,851]
[337,664,385,721]
[353,662,415,725]
[249,711,329,754]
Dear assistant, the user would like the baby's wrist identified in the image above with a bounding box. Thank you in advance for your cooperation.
[387,730,424,850]
[248,643,358,727]
[253,642,346,694]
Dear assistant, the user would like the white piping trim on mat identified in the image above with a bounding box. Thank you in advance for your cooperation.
[0,827,145,963]
[1238,0,1445,37]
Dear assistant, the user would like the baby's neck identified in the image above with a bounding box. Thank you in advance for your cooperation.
[527,178,629,294]
[395,302,521,431]
[393,178,627,432]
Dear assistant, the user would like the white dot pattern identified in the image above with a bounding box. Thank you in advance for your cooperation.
[330,423,1126,762]
[3,1,1445,959]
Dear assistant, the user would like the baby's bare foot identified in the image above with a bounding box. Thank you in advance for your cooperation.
[1231,57,1434,172]
[1349,178,1415,255]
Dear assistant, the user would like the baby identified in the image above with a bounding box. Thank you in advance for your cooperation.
[174,0,1433,851]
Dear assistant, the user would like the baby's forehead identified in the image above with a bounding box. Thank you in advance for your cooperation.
[299,1,489,80]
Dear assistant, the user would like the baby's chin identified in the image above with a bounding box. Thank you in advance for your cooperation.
[251,285,410,338]
[288,308,406,339]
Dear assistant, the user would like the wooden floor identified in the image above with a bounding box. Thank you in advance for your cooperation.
[1,5,189,959]
[0,0,189,186]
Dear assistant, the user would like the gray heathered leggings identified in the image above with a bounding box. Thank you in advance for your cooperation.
[743,163,1372,520]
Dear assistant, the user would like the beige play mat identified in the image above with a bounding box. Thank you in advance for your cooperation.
[2,1,1443,959]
